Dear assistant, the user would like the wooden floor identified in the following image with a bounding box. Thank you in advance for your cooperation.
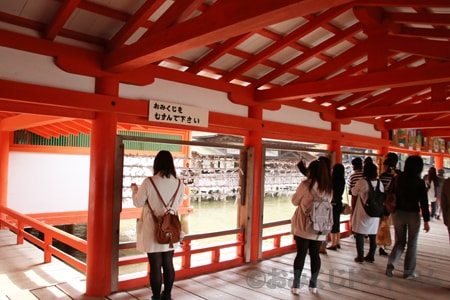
[1,220,450,300]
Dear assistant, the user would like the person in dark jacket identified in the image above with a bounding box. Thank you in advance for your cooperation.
[386,155,430,280]
[441,177,450,243]
[327,163,345,250]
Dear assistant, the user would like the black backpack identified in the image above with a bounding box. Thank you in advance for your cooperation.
[361,179,385,217]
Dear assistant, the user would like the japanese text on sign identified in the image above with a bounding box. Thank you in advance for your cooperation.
[149,100,209,127]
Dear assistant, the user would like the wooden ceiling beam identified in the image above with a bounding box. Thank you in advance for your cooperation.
[421,128,450,138]
[337,101,450,119]
[394,26,450,40]
[389,12,450,26]
[0,79,146,118]
[103,0,354,72]
[0,99,94,120]
[45,0,82,40]
[0,114,70,131]
[107,0,165,51]
[355,0,450,8]
[140,0,204,39]
[386,35,450,60]
[223,4,352,82]
[385,118,450,130]
[251,16,362,88]
[256,61,450,101]
[291,40,368,84]
[187,33,251,74]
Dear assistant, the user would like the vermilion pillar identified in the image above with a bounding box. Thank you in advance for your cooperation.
[86,77,118,296]
[330,122,341,164]
[246,106,263,262]
[435,155,444,170]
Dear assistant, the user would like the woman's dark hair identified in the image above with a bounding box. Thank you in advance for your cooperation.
[332,163,345,181]
[363,162,378,179]
[427,167,438,185]
[403,155,423,178]
[386,152,399,167]
[153,150,177,178]
[383,159,393,173]
[307,159,332,194]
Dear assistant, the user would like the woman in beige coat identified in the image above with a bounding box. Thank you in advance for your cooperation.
[131,150,185,300]
[291,158,333,295]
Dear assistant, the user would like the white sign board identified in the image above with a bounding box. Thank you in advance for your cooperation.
[149,100,209,127]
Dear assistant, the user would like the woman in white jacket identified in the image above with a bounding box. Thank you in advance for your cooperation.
[131,150,185,300]
[351,162,382,263]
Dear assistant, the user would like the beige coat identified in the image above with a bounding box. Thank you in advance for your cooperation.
[291,180,332,241]
[133,175,185,253]
[351,179,383,234]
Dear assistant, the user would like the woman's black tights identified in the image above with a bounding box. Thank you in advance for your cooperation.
[147,251,175,299]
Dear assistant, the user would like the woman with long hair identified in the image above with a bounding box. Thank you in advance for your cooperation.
[291,158,333,295]
[386,155,430,279]
[131,150,185,300]
[424,167,439,218]
[327,163,345,250]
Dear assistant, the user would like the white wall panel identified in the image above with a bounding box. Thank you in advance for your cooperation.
[119,79,249,117]
[0,46,94,92]
[342,121,381,138]
[8,152,90,214]
[263,105,330,130]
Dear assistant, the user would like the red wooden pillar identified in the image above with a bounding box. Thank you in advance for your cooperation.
[330,122,341,164]
[246,106,263,262]
[435,155,444,170]
[0,131,10,222]
[86,77,118,296]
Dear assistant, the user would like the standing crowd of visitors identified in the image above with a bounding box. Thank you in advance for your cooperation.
[129,149,449,299]
[290,152,449,295]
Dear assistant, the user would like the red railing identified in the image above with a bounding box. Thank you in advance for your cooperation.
[261,217,351,259]
[0,206,246,291]
[0,205,350,292]
[0,206,87,273]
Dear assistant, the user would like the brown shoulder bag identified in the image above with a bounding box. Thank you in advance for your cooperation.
[147,178,181,248]
[385,176,397,214]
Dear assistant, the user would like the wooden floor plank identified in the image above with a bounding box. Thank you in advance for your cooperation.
[1,219,450,299]
[31,286,72,300]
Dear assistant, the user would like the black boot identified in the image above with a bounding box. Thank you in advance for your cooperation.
[364,254,375,263]
[161,291,172,300]
[379,247,388,256]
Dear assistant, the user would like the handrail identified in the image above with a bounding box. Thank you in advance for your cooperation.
[0,205,246,291]
[0,206,87,273]
[0,205,350,292]
[260,217,351,259]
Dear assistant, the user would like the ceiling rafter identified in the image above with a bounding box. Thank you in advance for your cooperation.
[103,0,354,72]
[45,0,82,40]
[386,35,450,60]
[252,22,363,88]
[107,0,165,51]
[223,5,353,82]
[0,114,70,131]
[385,118,450,130]
[256,61,450,102]
[139,0,195,39]
[187,33,252,74]
[292,41,368,84]
[340,56,426,109]
[337,100,450,120]
[0,1,449,141]
[389,11,450,26]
